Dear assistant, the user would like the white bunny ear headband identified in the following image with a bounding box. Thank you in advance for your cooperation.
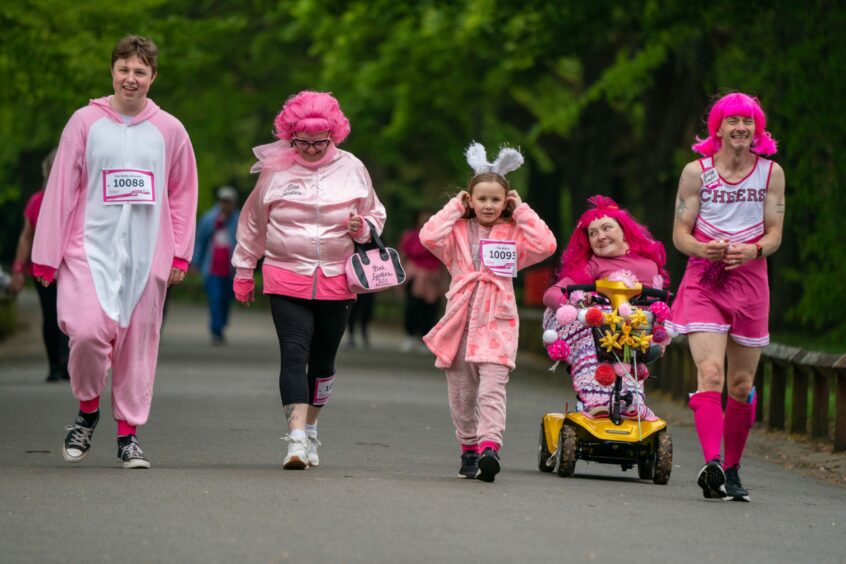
[465,141,524,177]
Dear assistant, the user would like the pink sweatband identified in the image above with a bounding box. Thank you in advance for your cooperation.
[171,257,189,272]
[233,277,255,302]
[32,264,56,284]
[11,261,25,274]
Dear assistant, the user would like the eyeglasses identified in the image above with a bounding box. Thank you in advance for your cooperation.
[290,138,332,151]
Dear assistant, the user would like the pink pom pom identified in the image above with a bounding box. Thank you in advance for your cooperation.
[618,302,632,317]
[637,363,649,381]
[613,362,630,377]
[594,364,616,387]
[546,339,571,362]
[650,301,670,323]
[556,304,578,326]
[653,325,670,346]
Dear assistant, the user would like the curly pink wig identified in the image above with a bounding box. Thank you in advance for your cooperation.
[273,91,351,144]
[557,195,669,287]
[692,92,777,157]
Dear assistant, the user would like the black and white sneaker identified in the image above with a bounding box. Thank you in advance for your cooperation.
[62,412,100,463]
[697,458,727,499]
[723,465,750,502]
[458,451,479,479]
[117,435,151,469]
[476,448,501,483]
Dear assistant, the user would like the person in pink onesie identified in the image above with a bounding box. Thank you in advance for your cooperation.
[542,195,670,421]
[670,92,785,502]
[232,91,386,470]
[31,36,198,469]
[421,142,556,482]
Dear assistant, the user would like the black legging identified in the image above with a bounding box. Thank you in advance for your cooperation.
[34,279,69,372]
[269,295,353,406]
[404,283,439,337]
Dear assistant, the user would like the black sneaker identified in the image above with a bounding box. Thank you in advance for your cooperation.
[697,458,727,499]
[62,412,99,463]
[117,435,151,469]
[724,465,750,502]
[476,448,501,483]
[458,451,479,479]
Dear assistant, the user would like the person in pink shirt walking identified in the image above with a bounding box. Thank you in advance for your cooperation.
[420,142,556,482]
[232,91,386,469]
[542,195,670,420]
[31,35,198,469]
[670,93,786,502]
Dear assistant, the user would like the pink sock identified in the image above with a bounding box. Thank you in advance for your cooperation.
[723,396,754,468]
[479,441,500,453]
[117,420,137,437]
[461,444,478,454]
[689,391,723,463]
[79,397,100,413]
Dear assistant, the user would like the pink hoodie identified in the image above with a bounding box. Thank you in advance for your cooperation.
[232,146,386,279]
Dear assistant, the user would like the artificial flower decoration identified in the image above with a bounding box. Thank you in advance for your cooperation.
[618,302,632,317]
[569,290,586,305]
[594,363,616,387]
[608,269,638,288]
[636,363,649,381]
[631,332,653,353]
[599,330,622,353]
[603,310,624,332]
[653,325,671,346]
[618,323,636,348]
[650,301,670,324]
[628,309,649,328]
[585,307,605,327]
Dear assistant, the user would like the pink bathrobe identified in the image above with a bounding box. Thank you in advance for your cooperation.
[420,198,557,370]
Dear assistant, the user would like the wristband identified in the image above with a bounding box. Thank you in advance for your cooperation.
[755,243,763,258]
[11,261,25,274]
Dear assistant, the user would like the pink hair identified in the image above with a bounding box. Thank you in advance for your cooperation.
[273,91,351,144]
[692,92,777,157]
[557,195,669,287]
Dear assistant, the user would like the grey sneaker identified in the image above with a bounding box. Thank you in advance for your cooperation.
[62,412,100,463]
[117,435,151,469]
[697,458,726,499]
[306,434,321,467]
[724,465,750,502]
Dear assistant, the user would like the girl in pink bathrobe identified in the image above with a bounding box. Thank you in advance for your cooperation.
[420,143,556,482]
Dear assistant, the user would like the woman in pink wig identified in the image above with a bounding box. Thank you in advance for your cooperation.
[232,91,386,469]
[543,195,669,420]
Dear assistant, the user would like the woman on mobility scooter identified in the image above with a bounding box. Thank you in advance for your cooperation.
[538,196,674,481]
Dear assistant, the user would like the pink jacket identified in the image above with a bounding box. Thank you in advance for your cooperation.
[232,147,386,278]
[420,198,557,369]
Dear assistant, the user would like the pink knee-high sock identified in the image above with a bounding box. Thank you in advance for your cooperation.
[723,396,755,468]
[79,397,100,413]
[689,391,723,463]
[117,420,137,437]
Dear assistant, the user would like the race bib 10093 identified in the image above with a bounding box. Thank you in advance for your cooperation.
[480,239,518,278]
[102,169,156,205]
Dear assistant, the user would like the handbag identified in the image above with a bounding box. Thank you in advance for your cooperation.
[345,219,406,293]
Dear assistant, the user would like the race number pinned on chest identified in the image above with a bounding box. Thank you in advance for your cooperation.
[102,169,156,205]
[480,239,518,278]
[700,167,721,191]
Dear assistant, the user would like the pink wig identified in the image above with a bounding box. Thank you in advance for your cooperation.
[273,91,351,144]
[692,92,777,157]
[557,195,669,287]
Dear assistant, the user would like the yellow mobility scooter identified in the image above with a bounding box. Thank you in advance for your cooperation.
[538,279,673,484]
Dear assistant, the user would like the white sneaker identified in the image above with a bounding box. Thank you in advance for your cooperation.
[282,434,309,469]
[306,434,321,467]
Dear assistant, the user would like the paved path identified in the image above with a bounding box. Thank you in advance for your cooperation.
[1,294,844,563]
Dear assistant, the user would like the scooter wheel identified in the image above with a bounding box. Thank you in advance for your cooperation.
[653,429,673,485]
[538,422,555,473]
[556,424,577,477]
[638,458,655,480]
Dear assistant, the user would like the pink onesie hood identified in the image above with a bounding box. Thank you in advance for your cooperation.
[89,96,161,125]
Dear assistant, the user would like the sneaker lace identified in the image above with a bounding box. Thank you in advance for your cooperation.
[64,424,94,449]
[121,441,145,460]
[281,434,309,446]
[307,435,321,448]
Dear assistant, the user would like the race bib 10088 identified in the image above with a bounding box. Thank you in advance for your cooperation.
[480,239,518,278]
[102,169,155,205]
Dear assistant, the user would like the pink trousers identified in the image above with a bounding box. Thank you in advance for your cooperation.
[444,330,510,449]
[58,256,167,426]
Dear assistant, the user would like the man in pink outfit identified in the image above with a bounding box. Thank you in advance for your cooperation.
[670,93,785,501]
[31,35,198,469]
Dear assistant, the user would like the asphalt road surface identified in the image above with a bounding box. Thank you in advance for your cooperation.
[1,296,843,563]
